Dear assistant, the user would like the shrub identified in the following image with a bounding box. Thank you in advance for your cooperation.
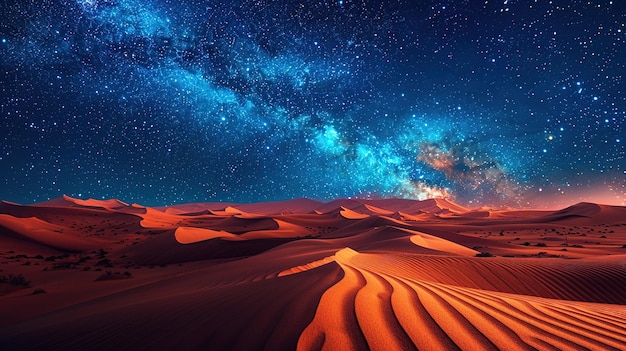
[476,252,494,257]
[31,288,47,295]
[0,274,31,288]
[78,256,92,263]
[95,271,132,281]
[95,258,113,267]
[535,242,547,247]
[52,262,76,270]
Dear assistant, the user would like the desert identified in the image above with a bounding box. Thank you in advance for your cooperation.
[0,195,625,350]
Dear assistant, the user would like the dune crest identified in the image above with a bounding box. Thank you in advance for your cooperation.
[174,227,242,244]
[403,228,479,256]
[298,249,626,351]
[340,207,370,219]
[138,207,183,229]
[278,255,337,277]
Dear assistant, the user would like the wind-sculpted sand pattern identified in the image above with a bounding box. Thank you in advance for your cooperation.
[0,196,625,350]
[298,248,626,351]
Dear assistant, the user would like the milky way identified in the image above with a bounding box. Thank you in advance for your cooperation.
[1,0,624,207]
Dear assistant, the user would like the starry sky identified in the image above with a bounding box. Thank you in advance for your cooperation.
[1,0,624,208]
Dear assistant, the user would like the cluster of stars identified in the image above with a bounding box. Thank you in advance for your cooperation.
[0,0,624,207]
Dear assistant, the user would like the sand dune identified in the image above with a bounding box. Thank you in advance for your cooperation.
[0,214,102,252]
[34,195,130,210]
[235,198,324,215]
[542,202,626,224]
[389,210,428,221]
[339,206,371,219]
[367,198,470,214]
[0,197,625,350]
[298,248,626,351]
[174,226,243,243]
[159,202,237,214]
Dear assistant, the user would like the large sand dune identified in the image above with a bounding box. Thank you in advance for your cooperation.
[0,197,625,350]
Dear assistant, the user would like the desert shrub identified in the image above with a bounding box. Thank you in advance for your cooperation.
[621,244,626,248]
[476,252,494,257]
[31,288,46,295]
[521,242,531,246]
[95,271,132,281]
[535,242,547,247]
[0,274,31,288]
[571,244,584,248]
[95,258,113,267]
[78,256,92,263]
[52,262,76,270]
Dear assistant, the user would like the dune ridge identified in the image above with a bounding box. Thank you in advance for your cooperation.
[299,248,626,351]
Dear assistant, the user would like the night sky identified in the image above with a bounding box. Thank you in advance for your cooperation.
[1,0,624,208]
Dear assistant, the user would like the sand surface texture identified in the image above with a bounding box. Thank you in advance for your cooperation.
[1,196,625,350]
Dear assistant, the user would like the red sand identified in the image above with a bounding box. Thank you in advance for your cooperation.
[1,197,625,350]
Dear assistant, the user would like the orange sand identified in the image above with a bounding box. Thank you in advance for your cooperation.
[0,197,625,350]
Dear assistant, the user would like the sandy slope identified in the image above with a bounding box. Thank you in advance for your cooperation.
[0,197,625,350]
[299,249,626,351]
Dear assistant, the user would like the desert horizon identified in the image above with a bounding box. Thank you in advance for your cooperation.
[1,195,625,350]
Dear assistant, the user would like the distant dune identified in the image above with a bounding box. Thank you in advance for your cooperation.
[0,197,625,350]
